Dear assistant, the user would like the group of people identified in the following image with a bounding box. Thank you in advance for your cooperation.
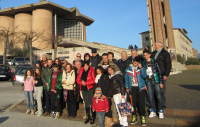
[23,41,171,127]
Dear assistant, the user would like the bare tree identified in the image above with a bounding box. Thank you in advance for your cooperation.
[0,26,18,65]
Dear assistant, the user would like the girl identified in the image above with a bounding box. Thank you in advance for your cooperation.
[62,63,77,118]
[54,58,61,70]
[34,67,43,116]
[108,66,128,127]
[24,69,35,115]
[76,61,95,124]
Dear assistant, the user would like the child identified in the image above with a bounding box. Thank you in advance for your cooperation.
[124,56,147,126]
[47,63,63,119]
[108,66,128,127]
[142,49,164,119]
[34,67,43,116]
[24,69,35,115]
[92,87,109,127]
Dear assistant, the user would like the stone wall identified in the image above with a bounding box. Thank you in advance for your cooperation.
[184,65,200,70]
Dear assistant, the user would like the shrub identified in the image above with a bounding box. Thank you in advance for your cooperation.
[185,57,200,65]
[177,54,186,64]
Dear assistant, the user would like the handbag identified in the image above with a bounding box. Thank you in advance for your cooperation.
[117,99,134,117]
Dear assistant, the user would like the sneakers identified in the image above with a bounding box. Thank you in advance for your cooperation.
[159,110,164,119]
[31,110,34,115]
[35,111,39,115]
[55,112,60,119]
[25,109,30,114]
[149,108,156,118]
[51,111,55,118]
[131,115,137,124]
[141,116,146,126]
[37,112,43,116]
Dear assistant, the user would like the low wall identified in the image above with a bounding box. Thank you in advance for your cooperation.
[184,65,200,69]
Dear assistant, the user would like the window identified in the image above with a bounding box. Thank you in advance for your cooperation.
[145,37,149,41]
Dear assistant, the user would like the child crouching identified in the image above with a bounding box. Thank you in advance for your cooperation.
[92,87,109,127]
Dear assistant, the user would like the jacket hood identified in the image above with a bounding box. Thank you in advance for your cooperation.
[98,59,114,66]
[109,71,122,79]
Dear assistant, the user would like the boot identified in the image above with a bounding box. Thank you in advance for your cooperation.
[84,107,90,124]
[90,108,96,124]
[105,116,114,127]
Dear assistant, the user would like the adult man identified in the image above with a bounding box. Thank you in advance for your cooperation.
[117,51,129,76]
[127,49,144,65]
[41,59,53,115]
[41,54,48,66]
[73,53,84,66]
[91,48,102,68]
[151,41,171,108]
[98,53,120,75]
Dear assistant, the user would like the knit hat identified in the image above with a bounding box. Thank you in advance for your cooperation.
[95,87,102,95]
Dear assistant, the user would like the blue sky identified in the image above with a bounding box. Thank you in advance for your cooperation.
[1,0,200,52]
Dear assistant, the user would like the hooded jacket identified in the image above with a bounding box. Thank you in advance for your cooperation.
[47,70,62,92]
[92,96,109,112]
[76,66,95,91]
[62,70,76,90]
[142,58,163,84]
[98,59,120,75]
[109,71,125,95]
[124,64,147,92]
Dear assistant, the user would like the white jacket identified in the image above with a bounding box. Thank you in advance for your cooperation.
[62,70,76,90]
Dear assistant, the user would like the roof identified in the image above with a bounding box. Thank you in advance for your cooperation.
[139,31,150,34]
[173,28,192,43]
[0,1,94,26]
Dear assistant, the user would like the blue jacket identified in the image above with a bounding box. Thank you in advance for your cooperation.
[124,64,148,92]
[142,58,163,84]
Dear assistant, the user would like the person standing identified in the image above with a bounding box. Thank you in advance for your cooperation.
[40,54,48,67]
[34,67,43,116]
[127,49,144,65]
[62,63,77,118]
[151,41,171,108]
[76,61,96,124]
[73,53,84,66]
[91,48,102,68]
[117,51,129,76]
[41,59,53,116]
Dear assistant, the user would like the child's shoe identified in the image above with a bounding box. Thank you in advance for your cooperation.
[149,108,156,118]
[35,111,39,115]
[141,116,146,126]
[25,109,30,114]
[55,112,60,119]
[159,110,164,119]
[31,110,34,115]
[51,111,55,118]
[131,115,137,124]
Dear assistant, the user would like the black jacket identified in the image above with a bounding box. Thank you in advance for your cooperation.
[91,54,102,68]
[126,55,144,66]
[94,74,111,97]
[109,71,125,96]
[117,59,129,76]
[151,48,171,77]
[34,74,43,87]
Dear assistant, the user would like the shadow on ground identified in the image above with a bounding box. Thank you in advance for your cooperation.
[0,117,9,124]
[179,85,200,91]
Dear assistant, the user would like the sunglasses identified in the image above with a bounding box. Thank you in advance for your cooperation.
[77,56,81,57]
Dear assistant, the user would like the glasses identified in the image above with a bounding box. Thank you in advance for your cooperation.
[77,56,81,57]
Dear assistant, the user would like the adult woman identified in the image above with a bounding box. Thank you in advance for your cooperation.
[61,60,68,71]
[54,58,61,70]
[84,53,92,63]
[62,63,77,118]
[107,66,128,127]
[76,61,95,124]
[94,66,113,126]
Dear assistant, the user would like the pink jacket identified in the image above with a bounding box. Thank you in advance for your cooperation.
[24,76,35,91]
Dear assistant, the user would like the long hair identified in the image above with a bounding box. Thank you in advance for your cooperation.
[84,53,91,61]
[54,58,60,65]
[64,63,72,72]
[34,67,41,79]
[24,69,32,81]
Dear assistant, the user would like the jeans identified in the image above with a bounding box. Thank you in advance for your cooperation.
[161,80,166,107]
[82,88,94,108]
[34,86,43,113]
[43,89,50,112]
[24,91,34,110]
[130,86,146,116]
[147,80,163,110]
[97,112,106,127]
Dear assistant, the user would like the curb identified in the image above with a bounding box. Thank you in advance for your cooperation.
[5,99,25,111]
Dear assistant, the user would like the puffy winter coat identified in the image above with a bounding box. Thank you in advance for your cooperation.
[76,66,95,91]
[109,71,125,96]
[142,58,163,84]
[62,70,76,90]
[47,70,63,92]
[124,65,147,92]
[92,96,109,112]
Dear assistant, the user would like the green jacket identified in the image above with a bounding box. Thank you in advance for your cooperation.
[47,70,63,92]
[41,67,53,89]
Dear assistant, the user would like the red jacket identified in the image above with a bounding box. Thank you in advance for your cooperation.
[76,66,95,91]
[92,96,109,112]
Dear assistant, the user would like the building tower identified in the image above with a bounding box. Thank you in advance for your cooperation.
[146,0,176,60]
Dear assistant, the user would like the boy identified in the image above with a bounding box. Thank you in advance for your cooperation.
[142,49,164,119]
[47,63,63,119]
[124,56,148,126]
[92,87,109,127]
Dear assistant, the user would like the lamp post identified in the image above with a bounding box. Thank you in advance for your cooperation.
[73,48,76,60]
